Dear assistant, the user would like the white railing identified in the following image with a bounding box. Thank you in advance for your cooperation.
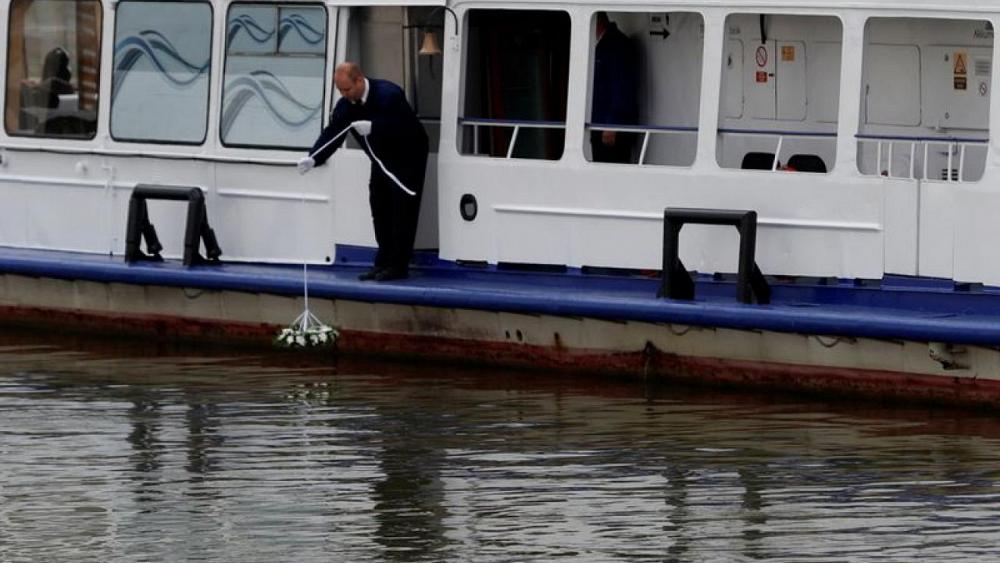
[717,128,837,171]
[855,134,989,182]
[587,123,698,165]
[459,118,566,159]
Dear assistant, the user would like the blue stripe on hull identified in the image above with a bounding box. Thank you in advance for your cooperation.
[1,246,1000,346]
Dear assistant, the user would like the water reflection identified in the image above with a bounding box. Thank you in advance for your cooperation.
[2,330,1000,561]
[372,407,448,561]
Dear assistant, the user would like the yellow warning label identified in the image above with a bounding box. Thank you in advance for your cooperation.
[781,45,795,62]
[954,52,968,76]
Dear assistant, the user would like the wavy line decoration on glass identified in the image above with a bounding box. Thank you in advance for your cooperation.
[112,30,211,104]
[227,13,325,47]
[222,6,326,148]
[277,13,325,47]
[221,70,323,138]
[227,13,277,44]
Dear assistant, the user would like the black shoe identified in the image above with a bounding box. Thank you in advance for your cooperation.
[358,267,383,281]
[374,267,408,281]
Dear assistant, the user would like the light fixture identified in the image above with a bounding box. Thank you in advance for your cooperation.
[417,6,459,57]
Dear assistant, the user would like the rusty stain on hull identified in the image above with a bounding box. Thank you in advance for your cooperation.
[2,303,1000,409]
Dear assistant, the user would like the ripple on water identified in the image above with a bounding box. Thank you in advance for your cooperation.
[1,342,1000,561]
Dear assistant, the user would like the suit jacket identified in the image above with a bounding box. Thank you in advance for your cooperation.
[591,23,639,126]
[310,78,429,180]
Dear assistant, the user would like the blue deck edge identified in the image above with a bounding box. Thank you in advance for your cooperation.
[3,245,1000,346]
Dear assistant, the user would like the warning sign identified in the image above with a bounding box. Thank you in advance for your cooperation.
[781,45,795,61]
[755,46,768,68]
[954,52,968,76]
[955,76,968,90]
[756,71,768,83]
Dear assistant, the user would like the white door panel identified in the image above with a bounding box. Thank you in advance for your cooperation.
[776,41,806,121]
[917,182,956,279]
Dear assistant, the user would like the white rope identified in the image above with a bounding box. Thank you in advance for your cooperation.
[307,124,354,159]
[363,136,417,196]
[306,122,417,197]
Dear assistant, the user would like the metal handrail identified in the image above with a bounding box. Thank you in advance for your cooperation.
[459,117,567,158]
[587,123,698,165]
[855,133,988,143]
[458,117,566,128]
[855,134,989,182]
[717,128,837,172]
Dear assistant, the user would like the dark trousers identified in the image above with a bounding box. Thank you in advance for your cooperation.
[591,131,636,164]
[369,155,427,272]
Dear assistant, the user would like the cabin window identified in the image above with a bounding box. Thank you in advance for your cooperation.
[4,0,102,139]
[716,14,842,173]
[220,3,327,149]
[341,6,444,151]
[585,12,703,166]
[458,9,571,160]
[110,1,212,144]
[857,18,992,183]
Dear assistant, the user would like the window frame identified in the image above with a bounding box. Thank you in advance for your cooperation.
[855,15,993,184]
[714,11,845,175]
[109,0,214,146]
[4,0,104,140]
[219,1,330,151]
[456,7,573,162]
[583,9,705,168]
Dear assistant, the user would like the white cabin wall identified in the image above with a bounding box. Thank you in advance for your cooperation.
[0,1,448,265]
[563,7,588,169]
[856,16,994,280]
[0,0,132,257]
[437,6,887,279]
[835,12,917,276]
[4,0,1000,285]
[208,2,336,263]
[953,15,1000,286]
[693,9,724,171]
[435,3,469,257]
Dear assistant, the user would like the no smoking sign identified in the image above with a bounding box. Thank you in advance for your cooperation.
[755,45,768,67]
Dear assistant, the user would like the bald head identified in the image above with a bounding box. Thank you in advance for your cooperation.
[335,62,366,103]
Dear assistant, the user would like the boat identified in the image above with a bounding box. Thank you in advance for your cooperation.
[2,0,1000,406]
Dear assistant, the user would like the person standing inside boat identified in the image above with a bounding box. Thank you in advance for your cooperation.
[297,62,429,282]
[591,12,639,164]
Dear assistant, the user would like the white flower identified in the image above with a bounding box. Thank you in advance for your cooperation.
[274,321,339,348]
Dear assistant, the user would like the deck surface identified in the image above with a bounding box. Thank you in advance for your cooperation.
[1,246,999,345]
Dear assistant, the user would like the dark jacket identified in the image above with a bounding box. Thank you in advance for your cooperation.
[310,78,428,181]
[591,23,639,126]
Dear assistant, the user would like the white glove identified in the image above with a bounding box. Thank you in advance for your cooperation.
[352,120,372,136]
[296,156,315,175]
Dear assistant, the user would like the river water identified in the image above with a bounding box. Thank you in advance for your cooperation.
[2,331,1000,562]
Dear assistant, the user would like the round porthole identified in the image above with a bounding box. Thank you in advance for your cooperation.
[460,194,478,221]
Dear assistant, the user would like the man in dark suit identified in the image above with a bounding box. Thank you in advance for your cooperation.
[298,62,428,281]
[591,12,639,164]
